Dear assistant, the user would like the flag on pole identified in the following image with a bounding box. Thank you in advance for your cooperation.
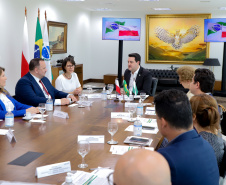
[115,79,121,95]
[34,17,43,58]
[42,18,52,82]
[21,16,30,77]
[132,81,138,95]
[123,80,130,97]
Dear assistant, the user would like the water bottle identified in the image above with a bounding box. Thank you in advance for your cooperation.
[137,99,143,116]
[134,117,142,136]
[62,172,74,185]
[101,87,107,100]
[5,108,14,128]
[46,97,53,111]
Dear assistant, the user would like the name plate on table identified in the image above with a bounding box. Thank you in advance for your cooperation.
[146,107,155,111]
[53,110,69,119]
[87,94,102,99]
[125,103,138,107]
[111,112,130,119]
[78,135,105,143]
[35,161,71,178]
[6,129,17,143]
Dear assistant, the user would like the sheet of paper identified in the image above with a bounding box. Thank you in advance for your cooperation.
[145,111,156,115]
[0,181,51,185]
[68,103,78,107]
[78,135,105,143]
[125,125,159,134]
[29,119,46,123]
[36,161,71,178]
[124,102,138,107]
[146,107,155,111]
[32,114,48,119]
[110,145,154,155]
[0,129,13,135]
[91,168,114,178]
[87,94,102,99]
[139,118,158,127]
[111,112,130,119]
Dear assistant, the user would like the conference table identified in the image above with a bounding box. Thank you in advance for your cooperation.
[0,95,161,185]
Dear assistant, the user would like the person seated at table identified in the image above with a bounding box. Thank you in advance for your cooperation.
[190,94,224,167]
[155,89,219,185]
[15,58,77,107]
[0,67,39,119]
[176,66,196,99]
[55,56,82,95]
[113,149,171,185]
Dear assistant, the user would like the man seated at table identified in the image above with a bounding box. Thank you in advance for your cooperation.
[155,89,219,185]
[123,53,152,95]
[113,149,171,185]
[15,58,77,107]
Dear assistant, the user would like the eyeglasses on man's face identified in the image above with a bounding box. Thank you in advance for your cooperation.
[107,172,116,185]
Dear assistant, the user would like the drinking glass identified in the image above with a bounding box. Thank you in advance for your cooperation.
[77,140,90,168]
[107,122,118,145]
[86,85,93,94]
[140,92,146,102]
[128,104,136,122]
[107,84,114,99]
[78,94,85,108]
[38,103,46,120]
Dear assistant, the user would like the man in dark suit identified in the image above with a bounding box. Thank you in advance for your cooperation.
[123,53,152,95]
[154,89,219,185]
[15,58,77,107]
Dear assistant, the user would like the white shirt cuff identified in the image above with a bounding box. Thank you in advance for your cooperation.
[67,94,72,98]
[54,99,61,105]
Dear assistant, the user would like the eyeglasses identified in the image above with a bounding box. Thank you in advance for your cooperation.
[66,65,75,68]
[107,172,116,185]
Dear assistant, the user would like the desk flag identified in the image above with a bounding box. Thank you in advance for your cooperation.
[21,16,30,77]
[42,19,52,82]
[123,80,130,97]
[133,81,138,95]
[34,17,43,58]
[115,79,121,95]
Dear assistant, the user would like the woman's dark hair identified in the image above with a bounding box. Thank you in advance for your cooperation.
[0,67,9,95]
[62,56,76,73]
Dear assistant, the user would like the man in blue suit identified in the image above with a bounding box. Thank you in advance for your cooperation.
[15,58,77,107]
[154,89,219,185]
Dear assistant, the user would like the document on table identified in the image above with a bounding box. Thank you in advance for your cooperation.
[0,181,51,185]
[111,112,130,119]
[145,110,156,115]
[146,107,155,111]
[140,118,157,127]
[110,145,154,155]
[0,129,13,135]
[87,94,102,99]
[32,114,48,119]
[125,125,159,134]
[78,135,105,143]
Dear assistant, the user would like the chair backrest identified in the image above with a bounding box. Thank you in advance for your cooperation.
[150,77,158,96]
[219,140,226,177]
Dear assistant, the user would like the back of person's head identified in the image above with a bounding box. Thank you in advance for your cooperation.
[114,149,171,185]
[154,89,193,129]
[193,68,215,93]
[62,56,76,73]
[128,53,141,64]
[190,94,220,134]
[29,58,43,71]
[177,66,196,82]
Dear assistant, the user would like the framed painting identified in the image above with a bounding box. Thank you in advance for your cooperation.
[146,14,211,64]
[47,21,67,54]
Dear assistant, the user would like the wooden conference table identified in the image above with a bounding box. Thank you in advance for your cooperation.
[0,96,161,184]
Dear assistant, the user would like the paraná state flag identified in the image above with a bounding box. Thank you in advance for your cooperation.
[115,79,121,95]
[42,19,52,82]
[34,17,43,58]
[21,16,30,77]
[123,80,130,97]
[132,81,138,96]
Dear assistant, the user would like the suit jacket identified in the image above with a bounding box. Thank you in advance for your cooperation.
[15,72,68,107]
[0,95,31,119]
[158,129,219,185]
[124,66,152,95]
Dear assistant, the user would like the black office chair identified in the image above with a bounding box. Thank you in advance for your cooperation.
[150,77,158,97]
[219,141,226,178]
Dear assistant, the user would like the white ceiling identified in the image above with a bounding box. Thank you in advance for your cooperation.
[57,0,226,12]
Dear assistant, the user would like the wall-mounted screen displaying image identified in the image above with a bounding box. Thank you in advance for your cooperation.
[102,18,141,41]
[204,18,226,42]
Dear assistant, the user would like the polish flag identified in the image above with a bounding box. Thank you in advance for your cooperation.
[115,79,121,95]
[119,26,139,36]
[222,26,226,38]
[21,16,30,77]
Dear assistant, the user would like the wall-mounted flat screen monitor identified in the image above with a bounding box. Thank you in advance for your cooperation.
[102,18,141,41]
[204,18,226,42]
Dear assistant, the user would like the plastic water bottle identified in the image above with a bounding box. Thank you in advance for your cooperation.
[134,117,142,136]
[5,109,14,128]
[137,99,143,116]
[62,172,74,185]
[46,97,53,111]
[102,87,107,100]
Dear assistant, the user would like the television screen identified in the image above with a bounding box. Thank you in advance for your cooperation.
[102,18,141,41]
[204,18,226,42]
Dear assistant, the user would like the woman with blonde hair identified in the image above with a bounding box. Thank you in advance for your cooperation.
[177,66,196,99]
[190,94,224,167]
[0,67,39,119]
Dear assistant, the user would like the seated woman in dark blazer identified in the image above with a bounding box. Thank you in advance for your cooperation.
[0,67,39,119]
[190,94,224,167]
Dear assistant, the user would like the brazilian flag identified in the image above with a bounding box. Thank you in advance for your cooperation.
[123,80,130,97]
[34,17,43,58]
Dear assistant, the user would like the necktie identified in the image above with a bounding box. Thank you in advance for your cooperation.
[39,80,51,98]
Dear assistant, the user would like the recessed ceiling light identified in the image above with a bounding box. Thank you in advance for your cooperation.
[219,7,226,10]
[153,8,171,10]
[139,0,159,1]
[94,8,112,11]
